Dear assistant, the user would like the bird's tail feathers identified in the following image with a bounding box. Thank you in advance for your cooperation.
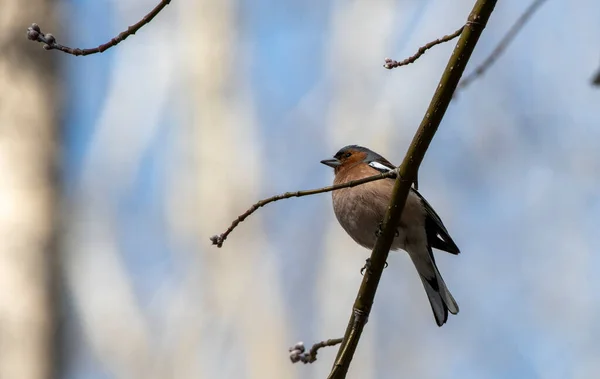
[413,250,458,327]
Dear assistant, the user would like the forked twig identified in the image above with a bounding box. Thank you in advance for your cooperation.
[457,0,549,90]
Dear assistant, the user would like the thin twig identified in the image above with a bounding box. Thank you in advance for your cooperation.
[26,0,171,56]
[383,26,464,69]
[289,339,343,364]
[328,1,498,378]
[210,169,401,248]
[457,0,548,91]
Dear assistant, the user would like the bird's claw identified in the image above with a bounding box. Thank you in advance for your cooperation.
[375,221,400,238]
[360,259,370,275]
[360,258,388,275]
[375,222,383,238]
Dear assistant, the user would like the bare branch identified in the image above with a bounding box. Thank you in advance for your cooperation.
[289,339,343,364]
[328,1,498,378]
[457,0,548,91]
[210,169,401,248]
[26,0,171,56]
[383,26,464,69]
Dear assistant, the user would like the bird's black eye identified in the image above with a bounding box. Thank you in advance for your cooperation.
[344,152,352,158]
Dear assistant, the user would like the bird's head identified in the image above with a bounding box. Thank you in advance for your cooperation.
[320,145,392,174]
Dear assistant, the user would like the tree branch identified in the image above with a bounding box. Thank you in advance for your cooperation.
[26,0,171,56]
[457,0,548,91]
[289,339,343,364]
[383,26,464,69]
[210,169,401,248]
[327,1,498,379]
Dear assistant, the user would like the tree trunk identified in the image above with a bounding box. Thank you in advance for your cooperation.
[0,1,61,378]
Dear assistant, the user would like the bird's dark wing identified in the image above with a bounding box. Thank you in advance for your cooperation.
[367,157,457,253]
[412,188,460,255]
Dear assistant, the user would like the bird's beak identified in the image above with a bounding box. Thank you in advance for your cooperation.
[320,158,341,168]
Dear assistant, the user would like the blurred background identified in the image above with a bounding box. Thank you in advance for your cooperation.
[1,0,600,378]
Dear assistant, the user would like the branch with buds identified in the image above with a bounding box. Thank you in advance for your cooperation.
[26,0,171,56]
[210,169,401,247]
[289,339,343,364]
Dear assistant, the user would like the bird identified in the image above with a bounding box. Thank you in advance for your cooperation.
[321,145,459,326]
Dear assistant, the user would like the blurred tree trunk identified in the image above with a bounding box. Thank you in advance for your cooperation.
[171,1,291,378]
[0,1,61,378]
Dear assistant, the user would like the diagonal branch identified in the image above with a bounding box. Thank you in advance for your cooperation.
[26,0,171,56]
[457,0,549,91]
[327,1,498,379]
[383,26,464,69]
[210,169,401,248]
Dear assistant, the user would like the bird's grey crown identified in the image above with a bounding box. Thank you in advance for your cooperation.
[335,145,386,163]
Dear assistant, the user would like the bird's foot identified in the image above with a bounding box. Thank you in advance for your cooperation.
[360,258,388,275]
[375,221,400,238]
[360,258,371,275]
[375,222,383,237]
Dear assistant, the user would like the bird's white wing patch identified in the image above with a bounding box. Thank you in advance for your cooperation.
[368,161,393,173]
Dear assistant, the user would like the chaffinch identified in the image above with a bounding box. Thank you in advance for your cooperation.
[321,145,459,326]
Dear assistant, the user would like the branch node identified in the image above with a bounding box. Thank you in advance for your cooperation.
[465,20,485,28]
[352,308,369,325]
